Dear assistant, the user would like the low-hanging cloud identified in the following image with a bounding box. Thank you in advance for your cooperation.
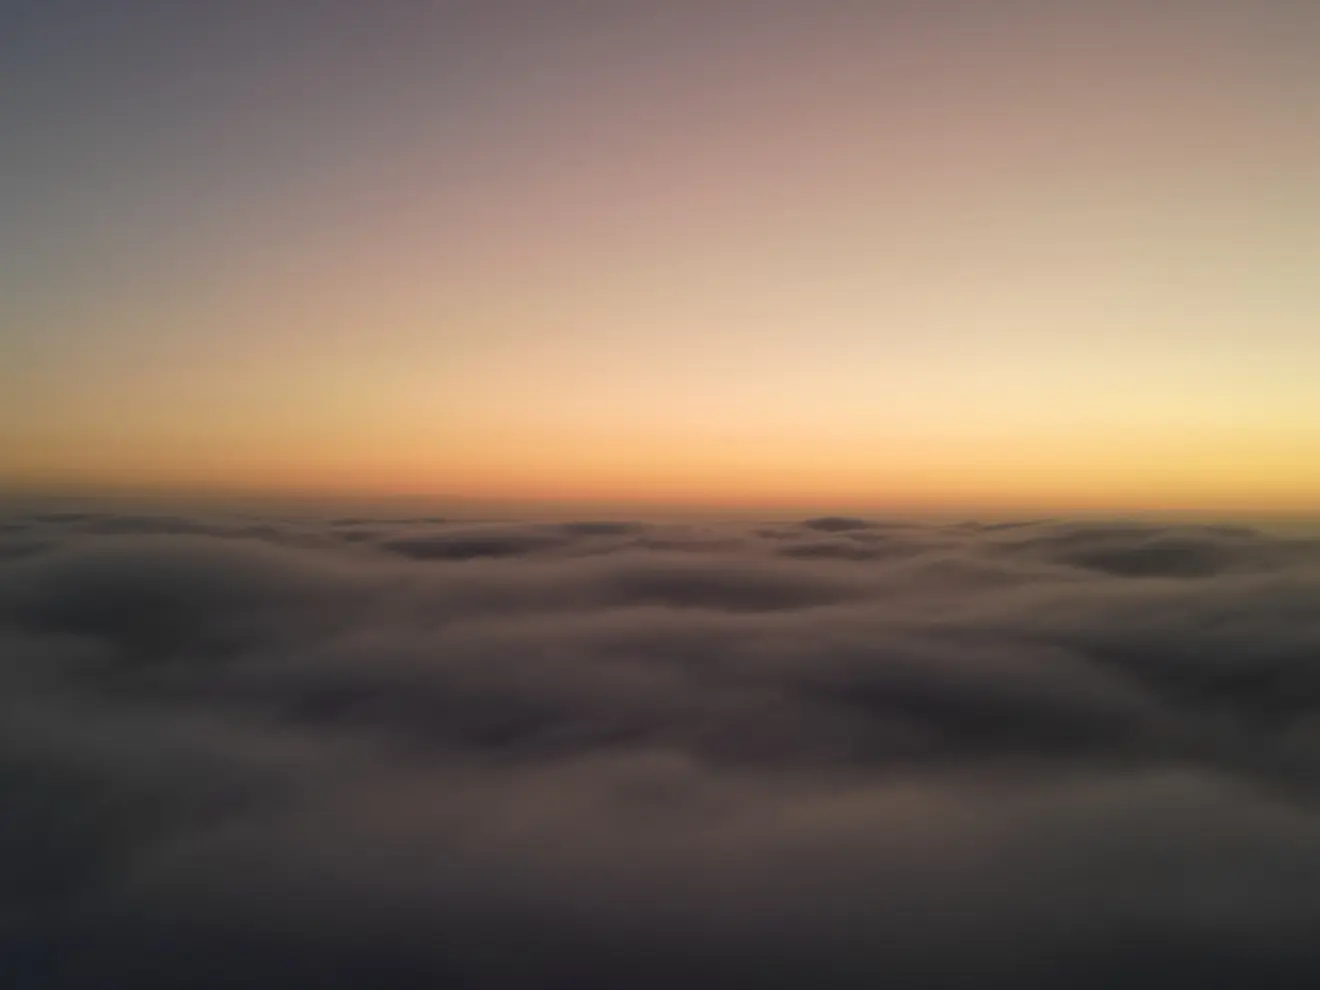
[3,510,1320,987]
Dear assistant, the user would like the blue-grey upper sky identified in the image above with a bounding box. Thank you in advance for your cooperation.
[4,1,1319,508]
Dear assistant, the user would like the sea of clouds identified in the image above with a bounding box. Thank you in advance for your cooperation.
[3,508,1320,987]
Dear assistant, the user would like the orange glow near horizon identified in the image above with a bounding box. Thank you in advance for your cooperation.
[4,3,1319,514]
[7,415,1319,513]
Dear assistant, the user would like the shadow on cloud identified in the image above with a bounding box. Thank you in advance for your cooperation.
[2,511,1320,987]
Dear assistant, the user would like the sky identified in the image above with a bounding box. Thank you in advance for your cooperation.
[3,0,1319,512]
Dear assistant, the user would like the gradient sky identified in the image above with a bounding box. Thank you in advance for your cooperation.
[3,0,1319,511]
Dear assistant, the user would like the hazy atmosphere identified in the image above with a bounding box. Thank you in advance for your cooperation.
[4,2,1320,987]
[4,0,1319,510]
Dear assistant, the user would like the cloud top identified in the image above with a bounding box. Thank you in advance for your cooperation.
[3,510,1320,987]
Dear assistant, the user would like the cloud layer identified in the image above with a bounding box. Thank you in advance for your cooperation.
[3,510,1320,987]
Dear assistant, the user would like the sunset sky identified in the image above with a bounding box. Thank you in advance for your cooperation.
[4,0,1318,511]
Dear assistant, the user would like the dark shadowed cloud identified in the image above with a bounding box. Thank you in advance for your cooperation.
[380,529,571,561]
[800,516,876,532]
[2,511,1320,987]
